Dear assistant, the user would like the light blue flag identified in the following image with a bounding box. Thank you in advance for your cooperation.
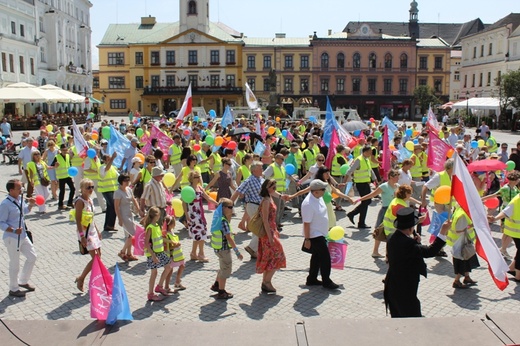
[381,116,398,142]
[221,105,234,128]
[398,146,412,162]
[254,141,266,155]
[106,263,133,325]
[322,97,335,147]
[427,211,449,237]
[210,204,223,234]
[108,126,130,170]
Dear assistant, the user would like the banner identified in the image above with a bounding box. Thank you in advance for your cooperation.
[141,125,174,156]
[133,224,145,256]
[427,132,452,172]
[89,255,113,320]
[72,120,89,158]
[245,83,258,110]
[329,242,348,270]
[108,126,130,170]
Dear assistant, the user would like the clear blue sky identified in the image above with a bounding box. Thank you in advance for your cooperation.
[90,0,519,67]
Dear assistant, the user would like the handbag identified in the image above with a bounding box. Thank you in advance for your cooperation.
[372,222,387,242]
[301,239,312,253]
[133,169,148,198]
[36,166,50,187]
[461,232,476,260]
[247,201,266,238]
[78,224,90,255]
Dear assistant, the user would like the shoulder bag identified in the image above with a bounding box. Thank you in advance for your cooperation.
[133,168,148,198]
[247,200,267,238]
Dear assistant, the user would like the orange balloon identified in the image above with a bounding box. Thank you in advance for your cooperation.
[209,191,217,201]
[91,133,99,140]
[276,117,281,122]
[214,136,224,147]
[268,126,276,135]
[433,185,451,204]
[135,153,145,164]
[447,148,454,158]
[332,192,339,199]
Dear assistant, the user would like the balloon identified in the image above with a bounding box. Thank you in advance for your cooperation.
[135,153,145,164]
[477,139,485,148]
[68,167,78,177]
[340,164,349,175]
[484,197,500,209]
[301,142,307,149]
[46,124,53,132]
[309,116,317,123]
[506,161,516,171]
[366,121,372,126]
[331,192,339,199]
[32,140,38,148]
[348,154,353,160]
[202,121,208,128]
[328,226,344,241]
[168,118,173,122]
[102,127,110,139]
[281,130,288,138]
[193,144,201,151]
[268,126,276,135]
[471,141,478,149]
[227,141,237,150]
[204,136,214,146]
[285,164,296,175]
[172,199,184,217]
[353,130,361,136]
[405,141,414,151]
[180,186,196,203]
[323,191,332,204]
[194,116,199,122]
[136,128,144,138]
[348,138,358,149]
[209,191,218,201]
[276,117,281,122]
[369,118,375,123]
[413,139,419,144]
[183,129,191,136]
[163,172,176,187]
[87,148,96,159]
[35,195,45,206]
[447,148,455,158]
[405,129,412,137]
[91,133,99,141]
[209,109,216,118]
[131,236,136,247]
[413,131,420,137]
[433,186,451,204]
[374,131,381,139]
[214,136,224,146]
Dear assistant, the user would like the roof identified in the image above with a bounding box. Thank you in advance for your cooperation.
[417,37,450,48]
[474,13,520,36]
[242,37,311,47]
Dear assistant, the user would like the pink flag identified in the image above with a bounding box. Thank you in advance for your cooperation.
[287,130,295,141]
[381,125,391,180]
[133,224,145,256]
[325,128,340,170]
[89,255,113,320]
[427,131,452,172]
[451,155,509,290]
[427,105,440,134]
[328,242,347,270]
[142,125,174,156]
[176,83,193,125]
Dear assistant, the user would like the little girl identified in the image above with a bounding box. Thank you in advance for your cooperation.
[163,216,186,293]
[144,206,172,301]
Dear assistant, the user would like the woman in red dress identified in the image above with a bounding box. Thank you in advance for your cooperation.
[257,179,286,293]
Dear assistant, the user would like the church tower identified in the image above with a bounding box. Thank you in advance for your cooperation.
[408,0,419,39]
[180,0,210,33]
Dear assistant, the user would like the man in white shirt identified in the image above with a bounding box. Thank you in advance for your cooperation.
[301,179,339,289]
[17,138,38,188]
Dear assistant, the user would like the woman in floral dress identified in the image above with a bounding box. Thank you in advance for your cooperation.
[257,179,286,293]
[183,171,218,262]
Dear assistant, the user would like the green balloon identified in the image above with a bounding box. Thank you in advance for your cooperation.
[205,136,214,145]
[181,186,196,203]
[136,128,144,138]
[506,160,516,171]
[374,131,381,139]
[102,126,110,140]
[323,191,332,204]
[340,164,350,175]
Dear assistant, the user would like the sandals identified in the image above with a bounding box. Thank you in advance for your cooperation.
[174,283,186,291]
[335,206,344,212]
[126,254,139,261]
[118,252,128,261]
[155,285,171,296]
[197,256,209,263]
[147,293,165,301]
[190,254,198,261]
[216,290,233,299]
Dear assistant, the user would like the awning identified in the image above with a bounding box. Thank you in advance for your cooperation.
[89,97,104,104]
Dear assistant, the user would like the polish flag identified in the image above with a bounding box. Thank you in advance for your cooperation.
[451,154,509,290]
[72,120,89,158]
[176,83,192,125]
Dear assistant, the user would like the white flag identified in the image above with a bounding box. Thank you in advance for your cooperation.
[245,83,258,110]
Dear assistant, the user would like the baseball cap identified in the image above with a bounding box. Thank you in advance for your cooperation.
[310,179,328,191]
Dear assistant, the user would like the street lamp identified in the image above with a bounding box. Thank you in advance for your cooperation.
[466,90,470,120]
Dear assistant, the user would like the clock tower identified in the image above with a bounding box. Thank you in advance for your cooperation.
[408,0,420,39]
[180,0,210,33]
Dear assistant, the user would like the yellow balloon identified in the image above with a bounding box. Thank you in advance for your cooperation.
[172,198,184,217]
[163,172,176,187]
[439,132,444,139]
[328,226,344,241]
[433,185,451,204]
[477,139,485,148]
[46,124,53,132]
[405,141,414,152]
[301,142,307,149]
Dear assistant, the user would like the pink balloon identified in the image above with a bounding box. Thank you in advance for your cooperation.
[35,195,45,206]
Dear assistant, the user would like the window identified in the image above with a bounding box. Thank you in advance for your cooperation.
[487,72,491,86]
[419,56,427,70]
[40,47,45,63]
[384,79,392,92]
[93,77,99,89]
[1,53,6,72]
[473,47,477,59]
[337,53,345,69]
[19,56,24,74]
[434,57,443,69]
[166,51,175,65]
[399,79,408,93]
[480,45,484,57]
[135,76,143,89]
[351,53,360,69]
[471,74,475,87]
[188,0,197,14]
[497,71,502,86]
[284,55,293,69]
[352,78,361,92]
[247,78,255,91]
[151,51,160,65]
[108,52,124,65]
[434,79,442,93]
[210,75,219,87]
[188,75,198,87]
[11,21,16,34]
[247,55,255,69]
[135,52,143,65]
[226,50,236,64]
[39,17,44,32]
[188,50,197,65]
[166,75,175,87]
[263,78,270,91]
[321,53,329,69]
[20,25,25,37]
[300,78,309,92]
[384,53,392,69]
[300,55,309,69]
[368,53,376,69]
[263,55,271,69]
[368,78,376,92]
[108,77,125,89]
[400,54,408,68]
[226,75,235,87]
[320,78,329,92]
[210,50,220,65]
[151,75,160,87]
[110,99,126,109]
[454,71,460,81]
[479,73,483,87]
[336,78,345,92]
[9,54,14,72]
[284,78,293,92]
[489,43,493,56]
[30,58,34,75]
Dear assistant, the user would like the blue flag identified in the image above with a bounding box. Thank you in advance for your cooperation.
[221,105,234,128]
[381,116,398,142]
[322,97,336,147]
[427,211,449,237]
[106,263,133,325]
[210,204,223,234]
[398,146,412,162]
[254,141,266,155]
[108,125,130,170]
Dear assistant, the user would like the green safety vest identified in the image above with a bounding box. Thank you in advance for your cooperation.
[486,136,498,153]
[303,148,316,170]
[145,224,164,257]
[197,151,209,173]
[166,233,185,261]
[504,195,520,239]
[383,198,408,236]
[446,208,476,246]
[239,165,251,182]
[26,161,49,187]
[55,154,70,180]
[97,165,118,192]
[295,149,303,169]
[432,170,451,196]
[211,217,234,250]
[236,150,246,165]
[84,157,100,181]
[410,153,422,178]
[353,155,371,183]
[353,145,362,159]
[211,152,222,173]
[331,153,344,176]
[169,144,182,165]
[70,146,83,167]
[271,163,286,192]
[370,146,379,168]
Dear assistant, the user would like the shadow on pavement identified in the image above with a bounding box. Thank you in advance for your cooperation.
[293,287,341,317]
[239,294,283,320]
[199,299,236,321]
[132,296,175,320]
[46,294,89,319]
[0,295,26,314]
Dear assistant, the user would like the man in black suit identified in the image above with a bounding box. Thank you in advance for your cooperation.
[384,207,449,318]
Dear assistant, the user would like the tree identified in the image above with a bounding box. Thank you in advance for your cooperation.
[413,85,440,114]
[499,69,520,128]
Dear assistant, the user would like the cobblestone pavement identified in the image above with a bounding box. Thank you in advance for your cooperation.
[0,121,519,322]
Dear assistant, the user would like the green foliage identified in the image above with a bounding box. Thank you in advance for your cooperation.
[500,69,520,109]
[413,85,440,114]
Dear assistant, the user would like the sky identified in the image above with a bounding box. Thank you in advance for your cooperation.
[90,0,519,68]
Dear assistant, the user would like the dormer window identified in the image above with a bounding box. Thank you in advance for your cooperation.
[188,1,197,15]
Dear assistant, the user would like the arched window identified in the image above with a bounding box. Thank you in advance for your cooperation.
[384,53,392,69]
[400,53,408,68]
[353,53,360,68]
[321,53,329,69]
[369,53,376,68]
[188,1,197,14]
[41,78,47,86]
[337,53,345,68]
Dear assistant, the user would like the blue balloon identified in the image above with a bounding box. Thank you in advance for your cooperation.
[285,164,296,175]
[68,167,78,177]
[209,109,216,118]
[194,116,199,122]
[367,121,372,126]
[348,154,353,160]
[212,145,220,153]
[471,141,478,149]
[282,129,288,138]
[413,139,419,144]
[309,116,316,123]
[87,148,96,159]
[202,121,208,128]
[353,130,361,136]
[406,129,413,136]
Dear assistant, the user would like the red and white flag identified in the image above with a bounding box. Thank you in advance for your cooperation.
[245,83,258,110]
[72,120,89,158]
[426,105,439,134]
[176,83,192,125]
[451,154,509,290]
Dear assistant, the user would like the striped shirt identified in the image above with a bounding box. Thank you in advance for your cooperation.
[142,178,166,208]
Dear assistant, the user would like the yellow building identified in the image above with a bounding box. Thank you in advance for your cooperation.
[416,38,452,103]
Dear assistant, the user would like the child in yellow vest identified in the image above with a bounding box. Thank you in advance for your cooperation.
[163,216,186,293]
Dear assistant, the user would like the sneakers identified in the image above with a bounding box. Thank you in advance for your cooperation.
[154,285,170,296]
[244,246,257,259]
[9,290,26,297]
[358,224,370,229]
[452,281,469,289]
[305,279,323,286]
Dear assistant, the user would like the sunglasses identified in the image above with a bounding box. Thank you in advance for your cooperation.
[317,159,325,162]
[193,176,201,179]
[147,161,156,164]
[269,183,276,188]
[224,206,234,209]
[86,186,95,190]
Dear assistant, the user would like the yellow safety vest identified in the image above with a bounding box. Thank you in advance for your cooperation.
[239,165,251,182]
[303,148,316,170]
[446,208,476,246]
[26,161,49,187]
[55,154,70,180]
[432,170,451,196]
[410,153,422,178]
[353,145,362,159]
[504,195,520,239]
[97,165,118,193]
[211,153,222,173]
[353,155,371,183]
[69,209,95,227]
[211,217,234,250]
[140,168,153,184]
[236,150,246,165]
[370,146,379,168]
[271,163,286,192]
[331,153,344,176]
[169,144,182,165]
[486,136,498,153]
[145,224,164,257]
[84,157,100,181]
[180,166,201,188]
[295,149,303,169]
[197,151,209,173]
[166,233,185,261]
[383,198,408,235]
[420,151,429,175]
[70,146,83,167]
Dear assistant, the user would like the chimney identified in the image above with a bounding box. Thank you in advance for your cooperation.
[328,29,332,36]
[141,16,156,25]
[275,33,286,39]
